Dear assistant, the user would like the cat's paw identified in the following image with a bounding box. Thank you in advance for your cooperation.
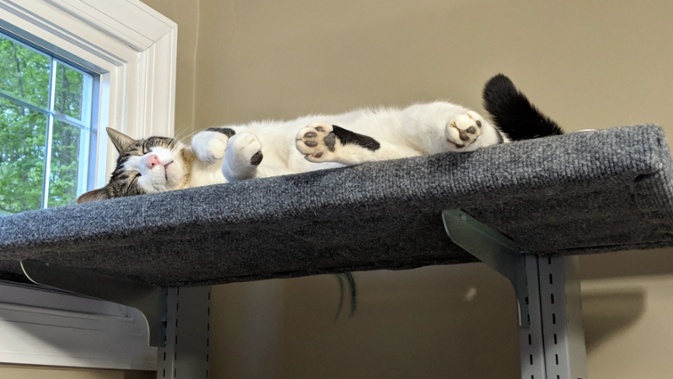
[192,132,229,164]
[227,132,263,166]
[445,111,483,150]
[296,122,338,163]
[192,129,233,164]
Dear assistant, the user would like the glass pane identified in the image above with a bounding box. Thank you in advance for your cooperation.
[0,97,47,215]
[0,35,50,109]
[48,120,82,207]
[54,61,90,121]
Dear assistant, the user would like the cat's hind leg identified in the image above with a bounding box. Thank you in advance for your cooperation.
[222,132,264,181]
[400,102,505,153]
[296,123,385,165]
[445,111,484,150]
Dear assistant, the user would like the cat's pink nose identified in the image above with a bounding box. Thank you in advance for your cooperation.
[146,154,162,168]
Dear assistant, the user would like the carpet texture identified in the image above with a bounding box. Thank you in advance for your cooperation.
[0,125,671,286]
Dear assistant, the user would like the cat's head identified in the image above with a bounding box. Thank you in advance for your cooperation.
[77,128,194,203]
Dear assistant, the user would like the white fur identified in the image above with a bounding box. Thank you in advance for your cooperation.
[186,101,507,186]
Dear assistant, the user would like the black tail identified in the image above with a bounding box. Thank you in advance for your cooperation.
[482,74,564,141]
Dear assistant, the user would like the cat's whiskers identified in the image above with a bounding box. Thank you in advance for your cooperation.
[171,126,196,145]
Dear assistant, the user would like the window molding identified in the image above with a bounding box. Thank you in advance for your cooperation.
[0,0,177,370]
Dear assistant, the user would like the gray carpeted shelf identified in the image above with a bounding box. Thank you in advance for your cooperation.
[1,124,672,286]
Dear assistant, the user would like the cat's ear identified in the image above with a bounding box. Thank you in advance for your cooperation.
[106,127,137,153]
[77,187,110,204]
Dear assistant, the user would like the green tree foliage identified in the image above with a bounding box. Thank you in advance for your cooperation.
[0,35,88,214]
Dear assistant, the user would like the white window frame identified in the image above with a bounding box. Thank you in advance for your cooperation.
[0,0,177,370]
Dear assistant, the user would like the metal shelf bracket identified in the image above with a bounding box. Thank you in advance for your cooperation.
[442,209,530,326]
[442,210,587,379]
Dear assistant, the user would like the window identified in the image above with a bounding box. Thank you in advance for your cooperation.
[0,33,97,214]
[0,0,178,215]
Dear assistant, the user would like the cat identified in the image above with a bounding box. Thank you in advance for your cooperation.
[77,73,562,203]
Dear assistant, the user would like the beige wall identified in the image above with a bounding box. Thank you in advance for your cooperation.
[4,0,673,378]
[190,0,673,141]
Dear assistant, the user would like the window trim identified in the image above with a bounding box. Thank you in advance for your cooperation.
[0,0,177,370]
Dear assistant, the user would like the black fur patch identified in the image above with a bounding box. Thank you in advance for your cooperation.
[482,74,564,141]
[250,151,263,165]
[206,127,236,138]
[331,125,381,151]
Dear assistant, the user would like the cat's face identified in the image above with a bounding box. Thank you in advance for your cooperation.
[77,128,194,203]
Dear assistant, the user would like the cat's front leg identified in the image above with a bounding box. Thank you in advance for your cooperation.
[191,127,235,164]
[222,132,263,181]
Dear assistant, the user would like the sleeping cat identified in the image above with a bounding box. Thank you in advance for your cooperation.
[77,74,562,203]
